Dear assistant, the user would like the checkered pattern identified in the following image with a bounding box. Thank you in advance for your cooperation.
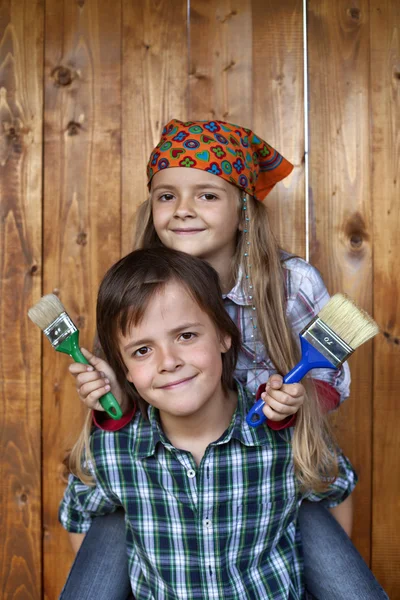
[60,383,356,600]
[225,253,351,400]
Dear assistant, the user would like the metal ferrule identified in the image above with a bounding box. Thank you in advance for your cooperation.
[43,312,77,349]
[301,317,354,367]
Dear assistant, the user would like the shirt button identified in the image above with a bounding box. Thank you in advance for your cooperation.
[187,469,196,478]
[204,519,212,529]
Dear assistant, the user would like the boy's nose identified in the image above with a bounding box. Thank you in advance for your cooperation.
[157,346,183,372]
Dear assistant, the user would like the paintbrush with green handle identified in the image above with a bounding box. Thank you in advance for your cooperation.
[28,293,123,420]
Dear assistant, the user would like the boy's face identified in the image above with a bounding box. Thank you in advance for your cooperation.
[150,168,241,269]
[118,280,231,419]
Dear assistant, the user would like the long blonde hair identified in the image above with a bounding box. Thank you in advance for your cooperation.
[69,187,338,491]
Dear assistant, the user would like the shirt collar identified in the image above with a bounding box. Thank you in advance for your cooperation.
[223,267,249,306]
[216,382,273,448]
[132,382,273,460]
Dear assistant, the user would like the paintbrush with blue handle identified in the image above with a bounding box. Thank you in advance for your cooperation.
[246,293,379,427]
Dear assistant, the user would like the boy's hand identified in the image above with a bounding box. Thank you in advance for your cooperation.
[260,374,305,422]
[68,347,128,414]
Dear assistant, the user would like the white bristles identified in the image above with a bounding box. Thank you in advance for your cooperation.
[318,293,379,349]
[28,294,66,331]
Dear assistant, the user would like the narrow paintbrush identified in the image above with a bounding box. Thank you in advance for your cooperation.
[28,294,123,420]
[246,293,379,427]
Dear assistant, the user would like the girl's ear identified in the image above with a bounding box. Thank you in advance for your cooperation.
[220,334,232,354]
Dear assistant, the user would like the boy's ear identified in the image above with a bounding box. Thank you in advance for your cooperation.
[220,334,232,354]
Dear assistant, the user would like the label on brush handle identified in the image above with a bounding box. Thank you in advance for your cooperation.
[301,318,353,367]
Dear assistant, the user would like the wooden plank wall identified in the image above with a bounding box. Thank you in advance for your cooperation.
[308,0,374,562]
[0,0,43,597]
[0,1,398,598]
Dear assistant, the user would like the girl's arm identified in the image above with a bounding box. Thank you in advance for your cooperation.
[69,532,86,554]
[328,494,353,537]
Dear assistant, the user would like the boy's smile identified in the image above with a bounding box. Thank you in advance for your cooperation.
[118,280,235,435]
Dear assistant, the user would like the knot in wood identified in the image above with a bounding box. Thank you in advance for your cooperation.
[350,234,363,249]
[348,7,361,20]
[52,66,73,86]
[29,264,38,275]
[67,121,81,136]
[76,315,86,329]
[344,212,369,253]
[76,231,87,245]
[77,0,85,6]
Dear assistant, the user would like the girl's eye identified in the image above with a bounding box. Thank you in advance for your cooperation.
[201,193,217,201]
[179,332,196,341]
[134,346,150,357]
[159,193,174,202]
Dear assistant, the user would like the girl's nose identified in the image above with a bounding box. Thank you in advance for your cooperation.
[173,195,196,218]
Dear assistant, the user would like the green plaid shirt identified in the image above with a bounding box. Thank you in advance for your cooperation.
[60,384,357,599]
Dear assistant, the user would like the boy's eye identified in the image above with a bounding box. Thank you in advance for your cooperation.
[134,346,150,357]
[179,332,196,341]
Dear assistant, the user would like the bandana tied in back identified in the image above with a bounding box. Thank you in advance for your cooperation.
[147,119,293,201]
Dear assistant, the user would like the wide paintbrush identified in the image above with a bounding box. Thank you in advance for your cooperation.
[28,294,123,420]
[246,293,379,427]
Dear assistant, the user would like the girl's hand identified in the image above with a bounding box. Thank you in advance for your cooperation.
[261,374,305,422]
[68,347,127,414]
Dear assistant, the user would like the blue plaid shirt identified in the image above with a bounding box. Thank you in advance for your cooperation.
[60,384,357,600]
[225,254,351,400]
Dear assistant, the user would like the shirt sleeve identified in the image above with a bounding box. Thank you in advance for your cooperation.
[93,405,136,431]
[285,258,351,407]
[304,450,358,508]
[59,472,118,533]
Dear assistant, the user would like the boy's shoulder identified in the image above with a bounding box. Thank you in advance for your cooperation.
[91,410,153,461]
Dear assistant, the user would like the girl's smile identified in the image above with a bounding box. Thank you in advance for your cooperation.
[151,167,241,275]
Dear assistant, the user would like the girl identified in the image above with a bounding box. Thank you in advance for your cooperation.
[62,119,387,599]
[61,246,357,600]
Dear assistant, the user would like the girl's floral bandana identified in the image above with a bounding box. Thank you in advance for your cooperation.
[147,118,293,201]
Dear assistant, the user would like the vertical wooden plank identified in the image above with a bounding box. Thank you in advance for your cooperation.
[43,1,122,597]
[189,0,304,255]
[122,0,189,254]
[0,0,43,598]
[189,0,253,126]
[371,1,400,594]
[308,1,373,562]
[252,0,305,256]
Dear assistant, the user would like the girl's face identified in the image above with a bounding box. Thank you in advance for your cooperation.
[118,280,231,420]
[151,168,241,269]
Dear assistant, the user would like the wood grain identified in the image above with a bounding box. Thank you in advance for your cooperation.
[370,1,400,595]
[43,1,122,597]
[252,0,305,256]
[189,0,253,126]
[0,0,43,598]
[307,0,373,563]
[121,0,189,254]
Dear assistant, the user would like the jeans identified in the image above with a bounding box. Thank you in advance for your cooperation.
[60,502,388,599]
[298,501,388,599]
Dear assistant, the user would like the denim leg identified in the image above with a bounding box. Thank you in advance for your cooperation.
[60,509,133,600]
[299,501,388,600]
